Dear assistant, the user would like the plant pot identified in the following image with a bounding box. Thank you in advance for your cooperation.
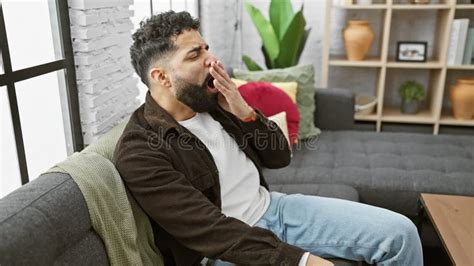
[450,77,474,120]
[343,20,375,61]
[401,100,420,114]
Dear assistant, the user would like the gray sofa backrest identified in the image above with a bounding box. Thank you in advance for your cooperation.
[0,171,109,265]
[0,121,129,265]
[314,88,355,131]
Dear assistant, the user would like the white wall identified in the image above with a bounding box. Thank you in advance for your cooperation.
[200,0,327,86]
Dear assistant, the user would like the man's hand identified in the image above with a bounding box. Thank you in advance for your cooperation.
[306,255,335,266]
[209,60,252,119]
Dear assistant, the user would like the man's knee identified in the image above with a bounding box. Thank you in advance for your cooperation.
[387,213,420,247]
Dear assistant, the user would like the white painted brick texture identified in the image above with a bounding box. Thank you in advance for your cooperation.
[69,0,139,144]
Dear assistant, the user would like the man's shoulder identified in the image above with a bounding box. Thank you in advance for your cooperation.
[113,104,167,162]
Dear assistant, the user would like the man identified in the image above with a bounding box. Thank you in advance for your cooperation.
[114,11,423,266]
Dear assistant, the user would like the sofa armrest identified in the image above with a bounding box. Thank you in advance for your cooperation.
[314,88,355,130]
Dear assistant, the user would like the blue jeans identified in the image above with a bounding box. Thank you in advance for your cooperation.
[216,191,423,265]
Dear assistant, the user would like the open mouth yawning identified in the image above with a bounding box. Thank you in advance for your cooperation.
[206,75,218,93]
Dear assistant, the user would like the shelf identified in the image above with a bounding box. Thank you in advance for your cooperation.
[355,113,378,121]
[382,106,435,124]
[329,56,382,67]
[321,0,474,134]
[386,59,443,69]
[439,109,474,126]
[455,4,474,9]
[447,65,474,70]
[391,4,451,10]
[333,4,388,9]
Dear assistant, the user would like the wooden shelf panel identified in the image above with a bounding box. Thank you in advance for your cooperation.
[382,106,435,124]
[355,113,378,121]
[447,65,474,70]
[329,56,382,67]
[440,109,474,126]
[333,4,388,9]
[391,4,451,10]
[455,4,474,9]
[386,59,443,69]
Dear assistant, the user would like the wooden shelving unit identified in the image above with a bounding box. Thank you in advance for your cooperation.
[440,109,474,125]
[321,0,474,134]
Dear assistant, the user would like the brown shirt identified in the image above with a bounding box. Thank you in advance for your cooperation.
[113,93,305,265]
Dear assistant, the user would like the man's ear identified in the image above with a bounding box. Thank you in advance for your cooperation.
[149,67,171,88]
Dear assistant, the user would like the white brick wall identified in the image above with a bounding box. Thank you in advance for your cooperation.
[69,0,139,145]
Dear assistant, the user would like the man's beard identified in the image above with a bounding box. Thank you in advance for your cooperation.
[172,73,218,113]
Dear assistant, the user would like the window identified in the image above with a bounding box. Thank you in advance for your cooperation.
[0,0,82,198]
[2,0,63,71]
[0,51,4,74]
[151,0,199,17]
[0,86,21,197]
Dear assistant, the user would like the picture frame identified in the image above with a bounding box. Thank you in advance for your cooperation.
[396,41,428,63]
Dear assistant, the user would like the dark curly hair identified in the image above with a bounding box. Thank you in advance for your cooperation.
[130,11,200,87]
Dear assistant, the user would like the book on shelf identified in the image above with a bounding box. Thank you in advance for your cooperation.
[462,28,474,65]
[447,19,470,66]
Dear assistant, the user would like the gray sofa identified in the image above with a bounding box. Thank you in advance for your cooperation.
[265,88,474,218]
[1,88,472,265]
[0,89,362,266]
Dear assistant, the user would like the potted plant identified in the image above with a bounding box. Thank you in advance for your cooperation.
[235,0,321,141]
[399,81,426,114]
[243,0,310,70]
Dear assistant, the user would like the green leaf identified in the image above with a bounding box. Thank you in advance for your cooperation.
[269,0,294,40]
[242,55,263,71]
[245,1,280,61]
[261,46,274,69]
[276,8,306,67]
[296,28,311,64]
[399,81,426,101]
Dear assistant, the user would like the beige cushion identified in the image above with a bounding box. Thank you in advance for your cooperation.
[268,112,290,147]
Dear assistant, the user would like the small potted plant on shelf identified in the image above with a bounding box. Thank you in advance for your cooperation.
[399,81,426,114]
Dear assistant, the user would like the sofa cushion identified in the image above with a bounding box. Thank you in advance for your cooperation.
[239,81,300,145]
[234,64,321,140]
[264,131,474,216]
[268,112,291,146]
[0,172,108,265]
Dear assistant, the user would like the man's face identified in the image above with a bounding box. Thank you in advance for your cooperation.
[167,30,219,112]
[172,72,218,113]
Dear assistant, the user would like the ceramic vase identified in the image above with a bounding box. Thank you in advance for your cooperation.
[343,20,375,61]
[450,78,474,120]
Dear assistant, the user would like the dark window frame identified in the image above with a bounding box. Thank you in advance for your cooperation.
[0,0,83,185]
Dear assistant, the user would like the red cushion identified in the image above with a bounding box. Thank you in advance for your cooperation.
[238,82,300,145]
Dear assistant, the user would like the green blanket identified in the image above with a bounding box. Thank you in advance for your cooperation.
[46,123,163,265]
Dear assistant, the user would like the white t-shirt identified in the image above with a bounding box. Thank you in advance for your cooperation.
[179,113,309,266]
[178,112,270,226]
